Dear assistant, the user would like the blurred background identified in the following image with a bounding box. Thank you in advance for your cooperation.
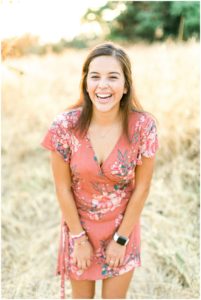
[1,0,200,299]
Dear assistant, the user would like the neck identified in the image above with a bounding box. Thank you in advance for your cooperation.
[91,107,122,126]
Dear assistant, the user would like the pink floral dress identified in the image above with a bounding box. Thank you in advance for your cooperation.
[41,107,159,298]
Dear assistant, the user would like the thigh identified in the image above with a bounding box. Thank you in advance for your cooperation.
[70,279,96,299]
[102,269,134,299]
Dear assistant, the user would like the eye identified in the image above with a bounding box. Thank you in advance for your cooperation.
[91,76,99,79]
[109,76,118,79]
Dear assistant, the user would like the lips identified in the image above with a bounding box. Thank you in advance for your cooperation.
[96,93,112,99]
[96,93,112,103]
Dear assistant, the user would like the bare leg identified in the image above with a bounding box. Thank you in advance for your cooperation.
[70,279,96,299]
[102,269,134,299]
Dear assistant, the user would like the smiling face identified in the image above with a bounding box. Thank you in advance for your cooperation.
[86,55,127,114]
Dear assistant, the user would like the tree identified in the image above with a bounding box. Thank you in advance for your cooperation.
[82,1,200,42]
[170,1,200,40]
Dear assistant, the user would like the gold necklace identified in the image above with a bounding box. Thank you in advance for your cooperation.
[89,123,120,139]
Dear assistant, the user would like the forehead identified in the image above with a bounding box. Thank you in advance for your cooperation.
[88,55,123,74]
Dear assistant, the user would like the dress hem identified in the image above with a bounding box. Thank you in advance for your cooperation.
[56,262,141,281]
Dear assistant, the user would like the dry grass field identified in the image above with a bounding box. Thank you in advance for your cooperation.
[1,41,200,299]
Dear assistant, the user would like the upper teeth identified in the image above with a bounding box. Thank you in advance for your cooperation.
[96,94,111,98]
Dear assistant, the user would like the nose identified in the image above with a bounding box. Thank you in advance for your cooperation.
[98,78,109,88]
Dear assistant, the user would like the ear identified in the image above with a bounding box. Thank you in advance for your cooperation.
[123,86,128,94]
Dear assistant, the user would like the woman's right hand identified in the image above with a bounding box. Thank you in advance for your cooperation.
[72,236,94,270]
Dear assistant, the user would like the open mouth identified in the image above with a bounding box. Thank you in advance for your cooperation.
[96,93,112,103]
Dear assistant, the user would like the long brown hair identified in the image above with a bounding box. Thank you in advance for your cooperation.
[69,42,144,140]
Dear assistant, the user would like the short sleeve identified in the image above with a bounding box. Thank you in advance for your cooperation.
[136,114,159,165]
[41,113,72,163]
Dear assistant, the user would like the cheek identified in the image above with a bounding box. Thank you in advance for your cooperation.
[113,82,126,94]
[86,80,97,93]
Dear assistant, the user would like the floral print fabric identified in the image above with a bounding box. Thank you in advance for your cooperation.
[41,108,159,298]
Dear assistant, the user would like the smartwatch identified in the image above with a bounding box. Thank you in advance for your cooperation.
[113,232,129,246]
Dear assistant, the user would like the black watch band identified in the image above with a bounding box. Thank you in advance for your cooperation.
[113,232,129,246]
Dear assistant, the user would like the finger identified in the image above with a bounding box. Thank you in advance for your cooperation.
[81,260,87,270]
[72,257,77,265]
[108,258,116,268]
[113,258,120,268]
[106,256,112,265]
[77,260,82,269]
[86,259,91,268]
[119,257,124,266]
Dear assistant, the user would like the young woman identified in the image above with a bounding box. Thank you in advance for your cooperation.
[41,42,159,299]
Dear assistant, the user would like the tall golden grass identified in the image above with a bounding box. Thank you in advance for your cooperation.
[2,41,200,299]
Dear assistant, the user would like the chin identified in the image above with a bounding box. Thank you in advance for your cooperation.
[93,102,119,113]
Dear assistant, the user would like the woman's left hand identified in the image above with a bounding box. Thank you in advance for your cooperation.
[105,239,127,268]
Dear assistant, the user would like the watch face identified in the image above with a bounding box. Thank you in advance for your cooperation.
[117,236,127,246]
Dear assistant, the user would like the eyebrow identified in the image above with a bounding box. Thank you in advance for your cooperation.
[89,71,121,75]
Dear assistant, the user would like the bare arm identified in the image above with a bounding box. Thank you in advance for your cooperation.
[50,151,83,235]
[51,151,94,270]
[117,155,156,237]
[105,155,155,268]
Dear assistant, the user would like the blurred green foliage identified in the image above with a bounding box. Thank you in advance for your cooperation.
[83,1,200,42]
[2,1,200,59]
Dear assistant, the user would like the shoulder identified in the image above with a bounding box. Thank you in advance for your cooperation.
[128,110,158,141]
[50,107,82,130]
[129,110,157,128]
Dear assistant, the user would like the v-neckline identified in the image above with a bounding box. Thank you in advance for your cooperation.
[86,131,124,171]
